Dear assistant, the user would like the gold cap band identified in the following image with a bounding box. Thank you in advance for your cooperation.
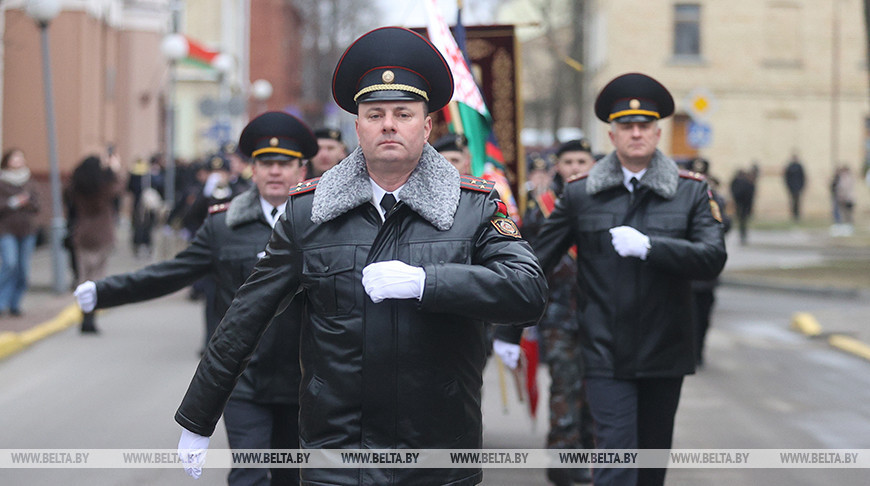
[353,83,429,103]
[252,147,303,159]
[608,109,660,121]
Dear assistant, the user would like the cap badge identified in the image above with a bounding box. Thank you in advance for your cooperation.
[382,70,395,84]
[629,99,641,109]
[269,137,279,147]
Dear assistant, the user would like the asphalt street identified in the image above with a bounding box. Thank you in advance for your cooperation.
[2,283,870,485]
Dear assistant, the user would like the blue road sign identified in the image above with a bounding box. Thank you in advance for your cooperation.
[688,120,712,149]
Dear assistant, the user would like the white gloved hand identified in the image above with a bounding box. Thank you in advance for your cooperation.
[73,281,97,313]
[361,260,426,303]
[177,428,210,479]
[609,226,651,260]
[492,339,521,370]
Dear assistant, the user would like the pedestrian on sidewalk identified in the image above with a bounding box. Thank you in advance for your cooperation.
[174,27,547,485]
[784,153,806,222]
[0,148,40,317]
[730,167,756,245]
[533,73,727,486]
[67,153,122,333]
[832,164,856,236]
[75,112,317,485]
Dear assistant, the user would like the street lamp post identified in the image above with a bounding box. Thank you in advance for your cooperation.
[26,0,66,294]
[160,32,188,213]
[211,52,234,144]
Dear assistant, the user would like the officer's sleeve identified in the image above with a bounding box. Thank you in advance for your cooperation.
[418,191,548,326]
[531,188,577,275]
[94,217,215,308]
[175,205,303,437]
[646,183,727,280]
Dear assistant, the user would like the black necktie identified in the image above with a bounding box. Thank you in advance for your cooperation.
[270,207,278,218]
[630,177,639,203]
[380,193,397,215]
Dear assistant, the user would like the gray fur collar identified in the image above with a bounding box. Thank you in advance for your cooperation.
[586,149,679,199]
[225,187,266,228]
[311,144,461,230]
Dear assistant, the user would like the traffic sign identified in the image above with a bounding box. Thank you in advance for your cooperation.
[686,87,717,121]
[687,120,712,148]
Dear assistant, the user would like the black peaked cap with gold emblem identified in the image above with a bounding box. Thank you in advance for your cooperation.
[432,133,467,153]
[594,72,674,123]
[556,138,593,157]
[238,111,318,161]
[332,26,454,114]
[314,127,343,143]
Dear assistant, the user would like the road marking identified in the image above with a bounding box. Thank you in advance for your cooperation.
[0,305,82,361]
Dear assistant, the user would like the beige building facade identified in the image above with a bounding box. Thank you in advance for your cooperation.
[504,0,870,221]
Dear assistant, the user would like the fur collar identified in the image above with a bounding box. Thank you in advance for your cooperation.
[311,144,461,230]
[586,149,680,199]
[225,187,266,228]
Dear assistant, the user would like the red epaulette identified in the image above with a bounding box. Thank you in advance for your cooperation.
[679,169,706,182]
[460,175,495,193]
[566,173,590,183]
[289,177,320,197]
[208,202,229,214]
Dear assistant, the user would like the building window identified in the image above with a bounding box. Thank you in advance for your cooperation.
[673,4,701,57]
[763,3,801,68]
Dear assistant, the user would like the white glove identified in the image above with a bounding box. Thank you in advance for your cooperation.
[493,339,521,370]
[177,428,210,479]
[361,260,426,303]
[609,226,651,260]
[74,281,97,313]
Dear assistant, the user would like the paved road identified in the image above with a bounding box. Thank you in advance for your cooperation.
[2,284,870,484]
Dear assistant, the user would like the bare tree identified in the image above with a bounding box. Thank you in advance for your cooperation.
[527,0,586,142]
[294,0,382,125]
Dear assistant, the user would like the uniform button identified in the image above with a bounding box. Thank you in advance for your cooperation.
[324,265,329,271]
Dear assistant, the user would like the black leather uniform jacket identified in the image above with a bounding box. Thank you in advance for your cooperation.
[533,150,727,379]
[176,145,547,486]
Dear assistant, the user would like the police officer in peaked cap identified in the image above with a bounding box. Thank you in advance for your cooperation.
[533,72,727,486]
[77,110,318,485]
[175,26,547,485]
[308,127,348,179]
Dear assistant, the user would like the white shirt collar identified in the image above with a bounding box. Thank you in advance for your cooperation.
[259,196,286,228]
[369,178,404,222]
[621,166,648,192]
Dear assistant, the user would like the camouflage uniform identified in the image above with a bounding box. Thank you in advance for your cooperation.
[524,184,595,451]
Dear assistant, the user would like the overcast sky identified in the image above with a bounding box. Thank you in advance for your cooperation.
[379,0,500,28]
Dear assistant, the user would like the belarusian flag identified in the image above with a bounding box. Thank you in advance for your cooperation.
[424,0,490,177]
[182,36,219,69]
[424,0,520,221]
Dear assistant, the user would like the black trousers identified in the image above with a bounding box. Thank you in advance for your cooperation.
[584,376,684,486]
[223,398,300,486]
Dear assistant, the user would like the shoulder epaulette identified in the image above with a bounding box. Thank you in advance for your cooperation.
[678,169,706,182]
[289,177,320,197]
[566,173,589,183]
[460,175,495,193]
[208,202,229,214]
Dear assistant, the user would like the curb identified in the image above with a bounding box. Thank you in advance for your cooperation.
[721,277,861,299]
[790,312,870,363]
[0,304,82,361]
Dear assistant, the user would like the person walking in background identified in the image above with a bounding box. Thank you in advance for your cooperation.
[730,167,756,245]
[784,153,806,222]
[0,149,40,316]
[127,155,164,259]
[533,73,727,486]
[832,165,856,236]
[67,154,121,333]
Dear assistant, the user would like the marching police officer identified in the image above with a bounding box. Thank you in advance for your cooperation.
[75,111,318,485]
[175,26,547,485]
[533,73,727,486]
